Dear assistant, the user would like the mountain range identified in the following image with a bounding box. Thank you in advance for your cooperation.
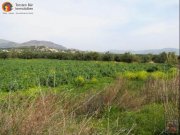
[0,39,67,50]
[0,39,179,54]
[109,48,179,55]
[0,39,18,48]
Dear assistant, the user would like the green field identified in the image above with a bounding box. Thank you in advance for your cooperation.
[0,59,174,92]
[0,59,178,135]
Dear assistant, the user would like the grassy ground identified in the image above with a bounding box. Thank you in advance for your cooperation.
[0,77,178,134]
[0,59,178,135]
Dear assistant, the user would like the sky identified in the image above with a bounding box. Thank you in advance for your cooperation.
[0,0,179,51]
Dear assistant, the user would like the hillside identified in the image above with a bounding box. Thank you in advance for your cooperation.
[0,39,18,48]
[135,48,179,55]
[19,40,67,50]
[0,39,178,54]
[109,48,179,55]
[0,39,67,51]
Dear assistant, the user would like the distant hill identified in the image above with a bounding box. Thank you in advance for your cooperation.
[0,39,67,51]
[0,39,18,48]
[135,48,179,55]
[109,48,179,55]
[0,39,178,54]
[19,40,67,50]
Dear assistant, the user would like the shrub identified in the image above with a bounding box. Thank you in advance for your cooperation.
[123,71,136,80]
[74,76,85,86]
[102,53,114,61]
[168,67,178,74]
[90,77,98,84]
[146,66,158,72]
[8,80,19,91]
[166,67,178,79]
[150,71,166,80]
[123,71,148,80]
[136,71,148,80]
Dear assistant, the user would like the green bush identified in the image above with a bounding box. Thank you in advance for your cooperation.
[123,71,136,80]
[150,71,166,80]
[74,76,85,86]
[90,77,98,84]
[146,66,159,72]
[168,67,178,74]
[123,71,148,80]
[136,71,148,80]
[165,67,178,79]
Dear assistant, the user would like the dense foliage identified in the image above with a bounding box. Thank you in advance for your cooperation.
[0,50,178,64]
[0,59,178,134]
[0,59,173,92]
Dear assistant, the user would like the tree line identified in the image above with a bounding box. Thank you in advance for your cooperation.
[0,50,178,64]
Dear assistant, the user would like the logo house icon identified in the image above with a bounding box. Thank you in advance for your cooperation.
[2,2,13,12]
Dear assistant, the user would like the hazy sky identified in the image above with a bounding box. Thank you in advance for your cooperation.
[0,0,179,51]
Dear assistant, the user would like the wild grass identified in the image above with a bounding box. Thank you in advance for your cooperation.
[0,74,178,135]
[0,59,178,134]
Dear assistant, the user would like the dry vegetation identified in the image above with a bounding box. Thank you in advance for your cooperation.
[0,75,179,135]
